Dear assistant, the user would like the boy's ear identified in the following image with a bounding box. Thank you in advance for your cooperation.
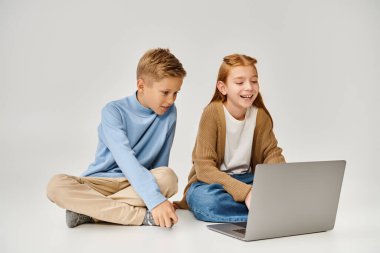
[137,78,145,93]
[217,81,227,95]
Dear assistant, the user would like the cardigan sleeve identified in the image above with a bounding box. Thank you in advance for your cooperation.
[255,109,286,164]
[192,105,252,202]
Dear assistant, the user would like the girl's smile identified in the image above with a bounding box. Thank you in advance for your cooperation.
[217,65,259,120]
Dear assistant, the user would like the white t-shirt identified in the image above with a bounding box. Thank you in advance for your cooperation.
[220,105,258,175]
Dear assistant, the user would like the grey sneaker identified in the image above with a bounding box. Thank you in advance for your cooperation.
[142,210,157,226]
[66,210,94,228]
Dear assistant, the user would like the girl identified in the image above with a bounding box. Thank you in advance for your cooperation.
[174,54,285,222]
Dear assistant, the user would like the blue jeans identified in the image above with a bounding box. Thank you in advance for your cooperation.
[186,173,253,223]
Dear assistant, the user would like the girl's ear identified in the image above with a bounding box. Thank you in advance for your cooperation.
[217,81,227,95]
[137,78,145,93]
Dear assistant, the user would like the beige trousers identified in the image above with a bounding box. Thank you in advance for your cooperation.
[46,167,178,225]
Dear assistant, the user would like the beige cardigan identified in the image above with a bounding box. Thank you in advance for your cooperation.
[174,101,285,209]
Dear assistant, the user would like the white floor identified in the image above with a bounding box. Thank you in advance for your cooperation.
[1,175,379,253]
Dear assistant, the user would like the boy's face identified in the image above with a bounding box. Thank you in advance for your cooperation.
[137,77,183,115]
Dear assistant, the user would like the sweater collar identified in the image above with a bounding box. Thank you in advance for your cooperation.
[128,91,155,116]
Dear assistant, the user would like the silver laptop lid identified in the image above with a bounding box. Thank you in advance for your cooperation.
[245,160,346,240]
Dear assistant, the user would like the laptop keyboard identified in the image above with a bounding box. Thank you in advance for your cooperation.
[233,228,246,234]
[233,222,247,228]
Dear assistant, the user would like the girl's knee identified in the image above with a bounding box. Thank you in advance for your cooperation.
[187,189,220,222]
[187,184,220,210]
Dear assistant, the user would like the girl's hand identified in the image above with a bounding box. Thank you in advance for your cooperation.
[245,189,253,210]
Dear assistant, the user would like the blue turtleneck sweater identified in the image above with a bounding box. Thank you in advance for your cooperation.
[81,92,176,210]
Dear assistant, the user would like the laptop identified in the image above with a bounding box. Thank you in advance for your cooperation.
[207,160,346,241]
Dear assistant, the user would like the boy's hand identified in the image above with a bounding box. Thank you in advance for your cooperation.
[245,189,253,210]
[151,200,178,228]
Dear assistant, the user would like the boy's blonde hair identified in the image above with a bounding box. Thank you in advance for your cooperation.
[210,53,273,126]
[137,48,186,82]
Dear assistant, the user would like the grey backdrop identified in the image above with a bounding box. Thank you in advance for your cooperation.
[1,0,379,252]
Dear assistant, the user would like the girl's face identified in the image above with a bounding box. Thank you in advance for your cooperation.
[217,65,259,120]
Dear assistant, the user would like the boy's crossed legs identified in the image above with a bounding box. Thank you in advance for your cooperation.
[47,167,178,227]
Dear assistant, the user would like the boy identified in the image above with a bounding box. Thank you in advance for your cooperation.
[47,48,186,228]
